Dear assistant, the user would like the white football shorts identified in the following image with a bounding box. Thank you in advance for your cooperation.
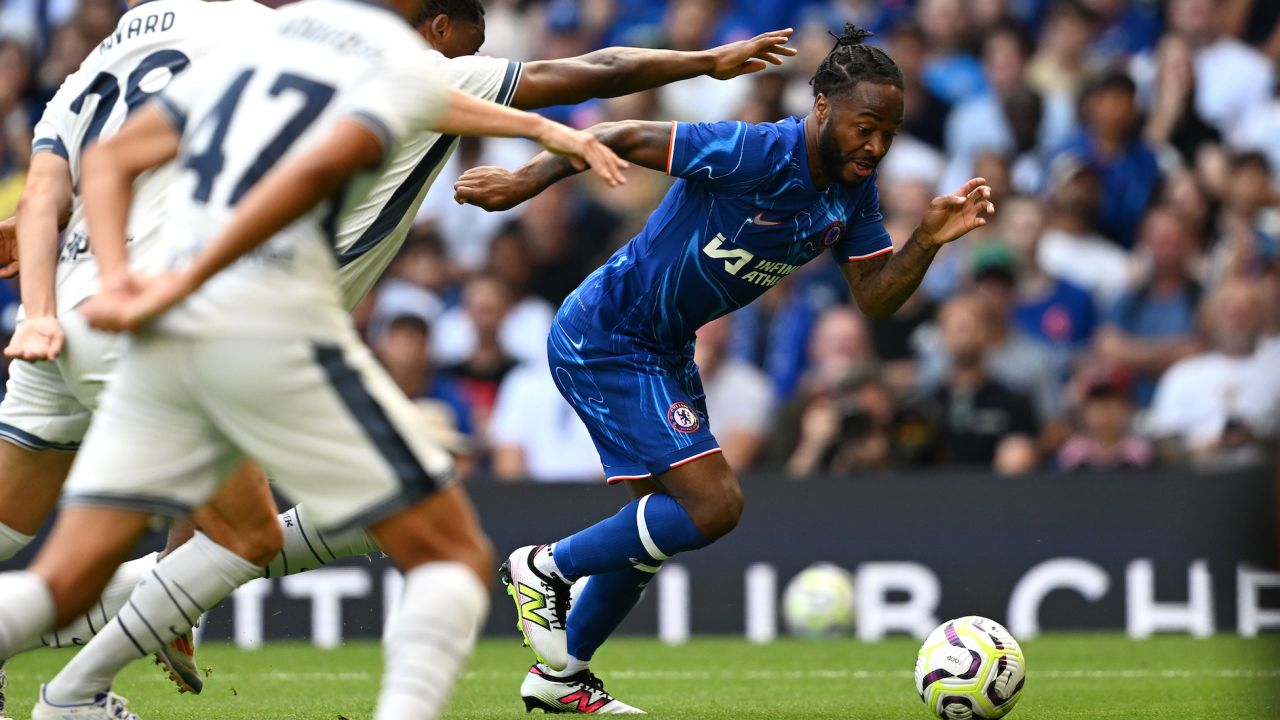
[62,331,455,532]
[0,310,125,451]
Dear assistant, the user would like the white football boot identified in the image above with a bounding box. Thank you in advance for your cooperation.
[154,630,203,694]
[31,686,140,720]
[0,663,12,720]
[520,664,644,714]
[501,545,572,671]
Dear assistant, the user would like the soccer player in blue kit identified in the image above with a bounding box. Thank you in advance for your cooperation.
[454,25,995,714]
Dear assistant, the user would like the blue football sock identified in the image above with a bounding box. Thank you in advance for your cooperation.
[566,566,654,662]
[553,493,708,582]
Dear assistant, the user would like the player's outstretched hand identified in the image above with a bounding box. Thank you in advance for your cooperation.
[709,29,798,80]
[454,167,531,212]
[534,121,628,187]
[0,216,18,278]
[919,177,996,246]
[81,272,193,334]
[3,316,64,362]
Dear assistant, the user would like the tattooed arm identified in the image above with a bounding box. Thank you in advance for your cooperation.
[840,178,995,319]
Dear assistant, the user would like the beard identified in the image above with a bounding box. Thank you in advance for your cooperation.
[818,120,859,185]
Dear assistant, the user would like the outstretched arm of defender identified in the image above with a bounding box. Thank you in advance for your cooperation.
[82,90,628,332]
[511,30,795,109]
[840,178,995,319]
[454,120,672,211]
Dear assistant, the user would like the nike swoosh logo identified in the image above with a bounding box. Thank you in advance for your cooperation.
[570,334,586,350]
[752,212,783,227]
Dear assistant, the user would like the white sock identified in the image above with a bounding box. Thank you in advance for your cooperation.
[373,562,488,720]
[560,654,590,677]
[535,544,567,581]
[0,571,54,660]
[264,505,382,578]
[43,534,258,704]
[0,523,34,562]
[18,553,158,654]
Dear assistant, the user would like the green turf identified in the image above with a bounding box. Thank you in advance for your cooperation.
[4,634,1278,719]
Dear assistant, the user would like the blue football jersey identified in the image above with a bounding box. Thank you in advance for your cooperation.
[560,116,892,352]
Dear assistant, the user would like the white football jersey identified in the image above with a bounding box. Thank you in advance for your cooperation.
[334,50,522,309]
[154,0,449,339]
[32,0,274,313]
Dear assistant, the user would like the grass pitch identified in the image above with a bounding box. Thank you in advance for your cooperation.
[4,634,1278,719]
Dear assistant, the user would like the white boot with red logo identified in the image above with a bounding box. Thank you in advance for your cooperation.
[520,664,644,714]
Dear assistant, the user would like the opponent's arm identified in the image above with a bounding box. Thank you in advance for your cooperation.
[0,216,17,278]
[3,153,75,361]
[81,105,181,287]
[455,120,672,211]
[839,179,995,319]
[511,30,795,109]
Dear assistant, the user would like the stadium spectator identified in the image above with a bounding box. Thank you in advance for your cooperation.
[943,23,1074,194]
[762,305,879,470]
[1026,0,1101,99]
[1096,206,1205,406]
[783,371,899,476]
[911,294,1040,474]
[1056,365,1154,471]
[1204,152,1279,289]
[1056,70,1162,247]
[918,244,1066,427]
[1146,281,1280,469]
[1001,195,1097,354]
[658,0,753,122]
[1036,155,1132,303]
[884,21,950,152]
[1141,33,1222,178]
[1134,0,1275,137]
[438,274,520,435]
[694,316,775,471]
[1086,0,1161,62]
[488,363,603,483]
[916,0,985,105]
[371,313,473,440]
[435,229,554,367]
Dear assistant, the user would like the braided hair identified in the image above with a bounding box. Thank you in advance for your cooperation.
[810,24,903,99]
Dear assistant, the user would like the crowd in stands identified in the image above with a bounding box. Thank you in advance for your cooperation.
[2,0,1278,480]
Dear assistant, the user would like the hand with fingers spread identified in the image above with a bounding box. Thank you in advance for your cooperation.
[708,29,798,80]
[0,216,17,278]
[3,316,64,362]
[919,177,997,247]
[533,121,629,187]
[454,167,529,212]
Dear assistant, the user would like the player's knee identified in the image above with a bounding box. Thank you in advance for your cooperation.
[692,482,744,541]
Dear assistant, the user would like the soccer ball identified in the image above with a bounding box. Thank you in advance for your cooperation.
[914,616,1026,719]
[782,563,856,638]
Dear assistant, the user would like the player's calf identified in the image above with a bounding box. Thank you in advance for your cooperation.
[368,486,493,720]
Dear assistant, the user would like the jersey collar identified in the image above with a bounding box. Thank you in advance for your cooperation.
[796,116,820,195]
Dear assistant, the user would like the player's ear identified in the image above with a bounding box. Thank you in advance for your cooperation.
[814,93,829,125]
[429,14,450,42]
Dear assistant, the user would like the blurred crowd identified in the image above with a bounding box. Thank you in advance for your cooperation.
[1,0,1278,480]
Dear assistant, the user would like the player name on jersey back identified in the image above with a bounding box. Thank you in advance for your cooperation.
[35,0,274,314]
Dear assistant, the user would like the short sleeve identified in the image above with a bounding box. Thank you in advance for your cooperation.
[343,54,450,158]
[441,53,522,106]
[155,69,201,134]
[666,121,787,195]
[831,175,892,262]
[31,78,75,160]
